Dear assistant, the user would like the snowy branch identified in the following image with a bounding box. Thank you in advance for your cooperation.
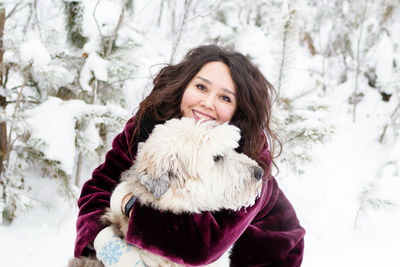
[105,0,129,58]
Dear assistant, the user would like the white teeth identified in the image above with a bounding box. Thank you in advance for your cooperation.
[194,110,213,121]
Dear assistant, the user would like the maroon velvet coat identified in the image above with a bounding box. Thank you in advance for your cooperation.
[74,117,305,266]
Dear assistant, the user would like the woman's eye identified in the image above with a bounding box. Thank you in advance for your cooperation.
[196,84,206,91]
[221,95,231,103]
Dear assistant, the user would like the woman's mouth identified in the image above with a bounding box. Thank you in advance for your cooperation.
[192,110,215,121]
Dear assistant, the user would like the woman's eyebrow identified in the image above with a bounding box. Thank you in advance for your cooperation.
[196,76,236,96]
[197,76,212,85]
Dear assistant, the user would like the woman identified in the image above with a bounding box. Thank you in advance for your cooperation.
[74,45,305,266]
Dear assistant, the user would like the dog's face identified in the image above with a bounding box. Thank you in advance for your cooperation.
[134,118,264,213]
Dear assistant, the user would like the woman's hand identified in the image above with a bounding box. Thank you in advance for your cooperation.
[94,226,145,267]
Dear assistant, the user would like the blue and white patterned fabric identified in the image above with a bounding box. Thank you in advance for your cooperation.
[94,226,147,267]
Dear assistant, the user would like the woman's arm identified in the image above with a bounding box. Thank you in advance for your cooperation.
[74,117,136,257]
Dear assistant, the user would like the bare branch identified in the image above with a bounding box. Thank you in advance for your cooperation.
[33,0,42,38]
[169,0,192,64]
[185,0,222,23]
[379,102,400,143]
[277,5,296,96]
[5,0,24,20]
[22,3,33,41]
[352,0,369,123]
[105,0,129,58]
[157,0,165,27]
[93,0,104,43]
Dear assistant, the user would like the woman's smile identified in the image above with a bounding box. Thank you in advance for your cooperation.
[192,109,216,121]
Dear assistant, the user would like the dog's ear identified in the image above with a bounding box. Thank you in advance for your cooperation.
[140,172,170,198]
[209,123,241,150]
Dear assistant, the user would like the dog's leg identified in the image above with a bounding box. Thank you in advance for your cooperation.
[68,257,105,267]
[101,208,129,238]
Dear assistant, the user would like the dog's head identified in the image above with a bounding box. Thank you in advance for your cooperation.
[134,118,264,213]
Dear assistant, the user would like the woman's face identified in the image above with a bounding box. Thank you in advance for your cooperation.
[180,61,237,124]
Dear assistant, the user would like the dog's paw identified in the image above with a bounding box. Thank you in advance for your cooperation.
[101,209,129,238]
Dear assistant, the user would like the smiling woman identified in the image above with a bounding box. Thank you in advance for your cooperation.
[72,45,305,267]
[180,61,237,124]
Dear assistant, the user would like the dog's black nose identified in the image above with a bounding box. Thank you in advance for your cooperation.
[253,166,264,181]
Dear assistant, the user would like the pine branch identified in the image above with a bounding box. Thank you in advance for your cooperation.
[289,87,318,103]
[5,75,28,165]
[64,1,87,49]
[354,183,397,229]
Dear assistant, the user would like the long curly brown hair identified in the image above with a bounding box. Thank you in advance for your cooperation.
[132,45,281,173]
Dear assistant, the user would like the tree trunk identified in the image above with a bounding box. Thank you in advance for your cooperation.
[74,152,82,186]
[0,122,6,174]
[0,8,7,175]
[0,8,5,86]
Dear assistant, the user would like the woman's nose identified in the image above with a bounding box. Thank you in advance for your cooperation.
[200,94,215,110]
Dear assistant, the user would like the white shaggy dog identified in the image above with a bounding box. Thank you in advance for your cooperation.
[70,118,264,267]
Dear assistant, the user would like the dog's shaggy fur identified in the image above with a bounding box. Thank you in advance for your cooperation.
[69,118,263,267]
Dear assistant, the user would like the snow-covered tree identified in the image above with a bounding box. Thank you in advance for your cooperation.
[0,0,132,223]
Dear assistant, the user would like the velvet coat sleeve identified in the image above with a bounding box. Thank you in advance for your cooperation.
[74,117,136,257]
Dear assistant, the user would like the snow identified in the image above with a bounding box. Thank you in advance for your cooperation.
[0,175,77,266]
[1,0,400,266]
[278,86,400,266]
[20,38,51,66]
[26,97,86,175]
[81,0,121,53]
[80,52,109,92]
[375,34,395,88]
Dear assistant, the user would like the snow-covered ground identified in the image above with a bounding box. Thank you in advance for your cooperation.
[0,177,77,266]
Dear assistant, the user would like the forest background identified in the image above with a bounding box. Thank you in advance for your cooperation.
[0,0,399,266]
